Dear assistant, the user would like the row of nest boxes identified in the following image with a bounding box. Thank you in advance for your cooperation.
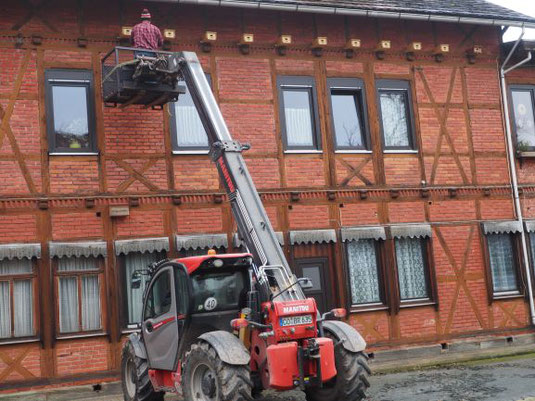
[119,27,484,61]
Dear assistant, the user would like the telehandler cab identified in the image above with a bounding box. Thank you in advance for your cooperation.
[117,50,370,401]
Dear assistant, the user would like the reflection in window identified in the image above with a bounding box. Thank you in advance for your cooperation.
[191,271,244,312]
[511,89,535,148]
[144,271,172,320]
[51,86,90,150]
[170,75,211,151]
[487,233,518,294]
[379,91,410,148]
[331,90,366,149]
[395,237,428,300]
[283,89,315,147]
[346,240,381,305]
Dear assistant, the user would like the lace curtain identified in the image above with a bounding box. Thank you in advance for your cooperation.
[58,257,101,333]
[511,90,535,146]
[173,78,209,148]
[125,251,164,326]
[379,91,409,147]
[395,238,428,300]
[0,259,33,338]
[283,90,314,147]
[347,240,380,305]
[488,233,517,293]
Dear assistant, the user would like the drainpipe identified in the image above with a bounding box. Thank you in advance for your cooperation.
[499,27,535,325]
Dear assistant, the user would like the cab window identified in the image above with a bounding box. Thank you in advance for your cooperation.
[143,271,172,320]
[191,270,245,313]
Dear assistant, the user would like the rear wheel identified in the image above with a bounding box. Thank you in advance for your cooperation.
[183,341,253,401]
[121,339,164,401]
[304,348,370,401]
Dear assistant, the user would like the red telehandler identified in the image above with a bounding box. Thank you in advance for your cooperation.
[119,51,370,401]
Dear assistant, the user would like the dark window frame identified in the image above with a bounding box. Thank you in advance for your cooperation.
[343,239,388,312]
[169,73,212,153]
[0,258,39,342]
[45,69,97,154]
[277,76,322,152]
[509,85,535,151]
[376,79,417,151]
[481,227,525,303]
[327,78,370,151]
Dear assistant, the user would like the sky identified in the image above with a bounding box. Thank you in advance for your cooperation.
[486,0,535,41]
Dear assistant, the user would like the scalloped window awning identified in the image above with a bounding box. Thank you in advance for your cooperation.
[390,224,432,239]
[49,241,107,258]
[483,221,523,235]
[175,234,228,251]
[114,237,170,256]
[0,243,41,260]
[289,229,337,245]
[233,232,284,248]
[341,227,386,242]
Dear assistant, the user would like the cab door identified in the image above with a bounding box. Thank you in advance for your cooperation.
[142,265,189,370]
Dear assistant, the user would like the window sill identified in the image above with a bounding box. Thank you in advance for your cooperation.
[122,327,141,334]
[492,291,523,301]
[335,150,373,154]
[0,337,40,346]
[399,299,435,309]
[350,304,389,313]
[516,151,535,159]
[56,331,106,340]
[284,150,323,154]
[383,150,419,154]
[172,150,210,155]
[49,152,99,156]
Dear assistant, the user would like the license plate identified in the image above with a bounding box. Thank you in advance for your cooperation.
[280,315,313,327]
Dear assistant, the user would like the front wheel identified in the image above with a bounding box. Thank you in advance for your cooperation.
[183,341,253,401]
[121,339,164,401]
[305,349,370,401]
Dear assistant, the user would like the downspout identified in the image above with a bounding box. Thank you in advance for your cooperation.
[499,27,535,325]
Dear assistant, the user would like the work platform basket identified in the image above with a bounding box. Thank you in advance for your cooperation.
[101,46,186,108]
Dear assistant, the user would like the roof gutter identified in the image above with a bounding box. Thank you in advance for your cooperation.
[145,0,535,29]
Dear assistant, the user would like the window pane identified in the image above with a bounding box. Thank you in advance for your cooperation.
[58,256,98,272]
[347,240,381,305]
[52,85,90,150]
[173,82,209,148]
[0,258,32,275]
[380,91,410,148]
[283,89,314,147]
[331,90,364,148]
[125,252,163,325]
[59,277,79,333]
[0,282,10,338]
[81,276,101,331]
[14,279,33,337]
[191,271,245,312]
[302,266,322,291]
[511,90,535,147]
[395,238,428,300]
[488,233,518,293]
[144,271,172,320]
[530,233,535,274]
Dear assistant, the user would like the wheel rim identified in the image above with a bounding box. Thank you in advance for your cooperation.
[191,362,218,401]
[124,357,137,398]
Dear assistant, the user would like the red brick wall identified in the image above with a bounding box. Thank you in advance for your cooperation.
[55,338,108,376]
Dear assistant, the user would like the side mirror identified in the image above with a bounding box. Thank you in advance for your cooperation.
[298,277,314,290]
[131,271,142,289]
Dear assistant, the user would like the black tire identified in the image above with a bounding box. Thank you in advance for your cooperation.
[121,339,165,401]
[305,347,370,401]
[183,341,253,401]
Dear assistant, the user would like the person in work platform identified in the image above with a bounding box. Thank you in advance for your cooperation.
[131,9,163,57]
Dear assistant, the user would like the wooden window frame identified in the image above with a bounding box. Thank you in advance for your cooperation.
[169,73,212,153]
[376,79,417,152]
[508,85,535,152]
[0,259,39,343]
[327,77,371,152]
[389,236,438,313]
[277,76,322,152]
[480,228,525,303]
[44,69,97,154]
[53,256,106,338]
[343,239,389,313]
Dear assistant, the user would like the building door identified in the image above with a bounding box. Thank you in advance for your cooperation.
[294,258,332,313]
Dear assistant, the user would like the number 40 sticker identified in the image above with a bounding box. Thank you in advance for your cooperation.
[204,297,218,311]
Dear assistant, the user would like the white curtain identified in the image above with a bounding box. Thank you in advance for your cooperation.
[380,91,409,147]
[488,234,517,293]
[59,277,78,333]
[125,252,163,325]
[58,257,101,333]
[14,280,33,337]
[0,281,10,338]
[284,108,314,147]
[395,237,428,300]
[174,104,209,147]
[511,90,535,146]
[347,240,380,305]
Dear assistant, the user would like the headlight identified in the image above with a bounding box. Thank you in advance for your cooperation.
[213,259,224,268]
